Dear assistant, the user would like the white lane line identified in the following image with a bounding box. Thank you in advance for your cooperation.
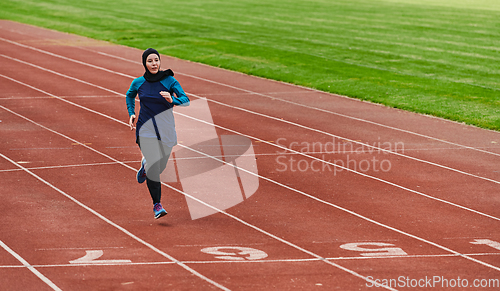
[0,153,230,290]
[0,161,139,173]
[0,240,62,291]
[4,147,482,176]
[36,247,125,251]
[1,252,499,269]
[8,147,73,150]
[0,105,396,290]
[1,56,500,223]
[0,95,121,100]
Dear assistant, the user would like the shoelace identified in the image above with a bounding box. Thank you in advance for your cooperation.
[154,204,163,212]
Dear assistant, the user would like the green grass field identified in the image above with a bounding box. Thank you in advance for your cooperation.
[1,0,500,130]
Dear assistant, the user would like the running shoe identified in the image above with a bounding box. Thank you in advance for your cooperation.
[154,203,167,219]
[137,157,147,183]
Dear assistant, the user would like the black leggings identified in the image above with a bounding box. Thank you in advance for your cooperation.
[138,138,173,205]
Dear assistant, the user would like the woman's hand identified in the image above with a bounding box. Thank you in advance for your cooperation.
[160,91,173,103]
[129,115,136,130]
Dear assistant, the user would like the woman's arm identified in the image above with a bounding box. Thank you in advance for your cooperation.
[169,79,190,106]
[126,78,143,129]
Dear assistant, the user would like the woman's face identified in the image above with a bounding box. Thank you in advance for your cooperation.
[146,53,160,74]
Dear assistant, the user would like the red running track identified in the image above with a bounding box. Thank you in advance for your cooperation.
[0,20,500,290]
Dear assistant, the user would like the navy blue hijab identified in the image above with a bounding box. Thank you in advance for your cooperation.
[142,48,174,82]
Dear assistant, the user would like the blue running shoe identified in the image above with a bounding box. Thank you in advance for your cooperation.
[137,157,147,183]
[154,203,167,219]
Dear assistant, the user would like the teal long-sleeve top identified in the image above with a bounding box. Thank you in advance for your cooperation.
[125,75,189,146]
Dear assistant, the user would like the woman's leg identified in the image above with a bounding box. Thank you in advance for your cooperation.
[146,175,162,204]
[139,138,173,204]
[158,143,173,177]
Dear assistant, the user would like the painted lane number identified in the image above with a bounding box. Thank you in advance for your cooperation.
[69,250,131,264]
[340,242,408,257]
[470,239,500,251]
[201,246,268,261]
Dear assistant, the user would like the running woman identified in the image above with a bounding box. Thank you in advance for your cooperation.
[126,48,190,219]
